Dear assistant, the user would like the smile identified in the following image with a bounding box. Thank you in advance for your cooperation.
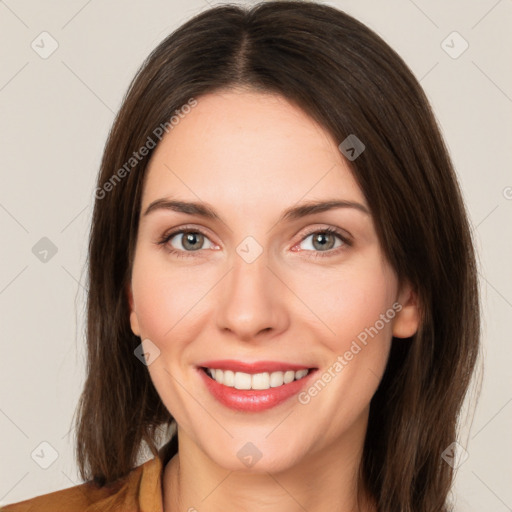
[196,360,318,412]
[203,367,311,390]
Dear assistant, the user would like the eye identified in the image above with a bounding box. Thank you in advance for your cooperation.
[157,227,217,258]
[294,227,351,258]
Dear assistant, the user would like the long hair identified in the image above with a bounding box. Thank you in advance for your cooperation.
[74,2,481,510]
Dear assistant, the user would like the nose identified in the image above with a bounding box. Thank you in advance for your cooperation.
[215,251,290,342]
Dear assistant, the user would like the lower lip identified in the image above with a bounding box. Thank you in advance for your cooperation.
[197,367,317,412]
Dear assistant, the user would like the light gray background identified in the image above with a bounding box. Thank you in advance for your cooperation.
[1,0,511,510]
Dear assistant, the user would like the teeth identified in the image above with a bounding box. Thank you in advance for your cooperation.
[205,368,311,390]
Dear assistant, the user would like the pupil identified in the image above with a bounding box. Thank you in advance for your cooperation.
[184,232,202,251]
[314,233,333,251]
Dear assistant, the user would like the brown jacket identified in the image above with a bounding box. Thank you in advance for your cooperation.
[0,441,175,512]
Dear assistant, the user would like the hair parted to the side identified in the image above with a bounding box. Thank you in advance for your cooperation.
[73,2,480,511]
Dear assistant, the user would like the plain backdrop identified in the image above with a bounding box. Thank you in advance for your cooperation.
[1,0,511,510]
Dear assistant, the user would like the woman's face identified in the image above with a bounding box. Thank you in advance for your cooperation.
[128,90,419,472]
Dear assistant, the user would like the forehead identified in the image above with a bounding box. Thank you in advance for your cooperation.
[142,90,366,211]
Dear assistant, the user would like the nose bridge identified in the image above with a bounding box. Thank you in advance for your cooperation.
[215,244,287,340]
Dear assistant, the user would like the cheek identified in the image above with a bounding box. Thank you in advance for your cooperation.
[295,261,397,431]
[288,251,397,384]
[298,256,397,353]
[131,275,174,339]
[130,252,210,340]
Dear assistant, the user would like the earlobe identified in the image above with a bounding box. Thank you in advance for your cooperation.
[130,311,141,337]
[392,282,420,339]
[126,284,141,337]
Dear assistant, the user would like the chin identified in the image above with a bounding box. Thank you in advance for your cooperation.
[199,435,308,474]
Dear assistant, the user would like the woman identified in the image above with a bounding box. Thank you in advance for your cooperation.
[1,1,480,511]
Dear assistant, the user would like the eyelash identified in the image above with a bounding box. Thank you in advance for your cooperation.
[156,225,352,259]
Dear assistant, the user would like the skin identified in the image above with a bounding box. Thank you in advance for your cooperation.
[127,89,420,512]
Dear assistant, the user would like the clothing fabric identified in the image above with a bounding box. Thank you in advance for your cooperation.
[0,439,176,512]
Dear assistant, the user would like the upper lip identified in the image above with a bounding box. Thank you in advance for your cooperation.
[197,360,317,374]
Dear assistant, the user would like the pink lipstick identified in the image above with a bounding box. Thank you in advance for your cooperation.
[196,360,318,412]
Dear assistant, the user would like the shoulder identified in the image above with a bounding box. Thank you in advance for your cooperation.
[0,478,126,512]
[0,456,163,512]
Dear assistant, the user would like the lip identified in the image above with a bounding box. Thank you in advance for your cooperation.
[196,364,318,412]
[197,359,314,374]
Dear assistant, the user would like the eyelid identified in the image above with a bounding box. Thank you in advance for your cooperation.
[294,224,353,245]
[289,225,352,259]
[157,224,219,248]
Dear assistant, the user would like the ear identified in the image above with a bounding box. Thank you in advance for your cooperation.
[126,283,141,337]
[392,280,420,339]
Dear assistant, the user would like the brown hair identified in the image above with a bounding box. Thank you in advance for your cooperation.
[74,2,481,510]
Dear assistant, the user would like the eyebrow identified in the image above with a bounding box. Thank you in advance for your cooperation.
[143,198,370,223]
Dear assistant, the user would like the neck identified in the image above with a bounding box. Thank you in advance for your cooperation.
[163,415,375,512]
